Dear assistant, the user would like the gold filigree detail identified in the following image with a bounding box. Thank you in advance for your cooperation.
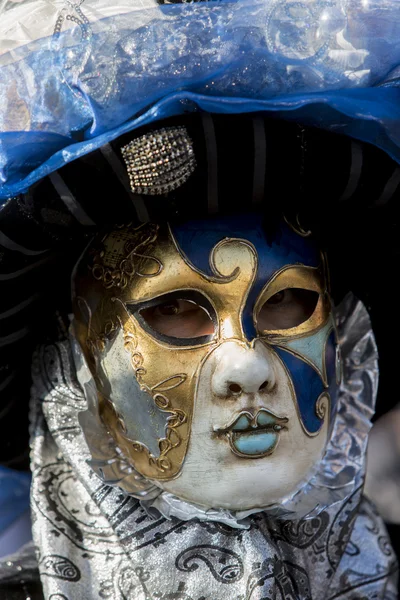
[92,223,162,289]
[284,213,312,238]
[139,374,188,473]
[315,392,330,420]
[208,238,242,282]
[102,322,187,474]
[106,324,188,474]
[75,297,119,362]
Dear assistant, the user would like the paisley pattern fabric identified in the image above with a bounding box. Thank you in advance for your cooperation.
[27,297,398,599]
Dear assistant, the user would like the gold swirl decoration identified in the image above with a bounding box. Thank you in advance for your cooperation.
[73,222,259,480]
[315,392,330,421]
[91,223,162,290]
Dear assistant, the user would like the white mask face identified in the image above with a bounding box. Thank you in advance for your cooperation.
[73,215,339,512]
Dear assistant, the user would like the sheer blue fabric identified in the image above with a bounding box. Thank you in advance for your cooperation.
[1,0,400,201]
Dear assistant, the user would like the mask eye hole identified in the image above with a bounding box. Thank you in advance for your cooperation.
[130,291,216,344]
[257,288,319,331]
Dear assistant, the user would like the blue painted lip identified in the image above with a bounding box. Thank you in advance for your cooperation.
[231,430,279,457]
[219,408,288,458]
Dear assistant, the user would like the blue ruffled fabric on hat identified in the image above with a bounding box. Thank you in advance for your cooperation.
[2,0,400,200]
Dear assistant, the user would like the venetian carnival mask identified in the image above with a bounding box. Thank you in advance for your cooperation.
[72,214,341,512]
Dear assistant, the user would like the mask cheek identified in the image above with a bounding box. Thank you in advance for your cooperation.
[98,330,170,458]
[158,340,330,511]
[98,315,214,482]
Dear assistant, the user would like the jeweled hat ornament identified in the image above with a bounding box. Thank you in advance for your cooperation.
[120,126,196,196]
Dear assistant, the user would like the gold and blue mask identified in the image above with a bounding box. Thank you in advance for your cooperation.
[73,214,340,510]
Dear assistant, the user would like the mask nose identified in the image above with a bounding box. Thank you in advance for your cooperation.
[211,342,276,398]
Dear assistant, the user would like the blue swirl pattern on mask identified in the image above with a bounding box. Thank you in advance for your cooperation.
[171,214,337,434]
[2,0,400,198]
[171,213,320,339]
[273,347,326,434]
[273,327,338,434]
